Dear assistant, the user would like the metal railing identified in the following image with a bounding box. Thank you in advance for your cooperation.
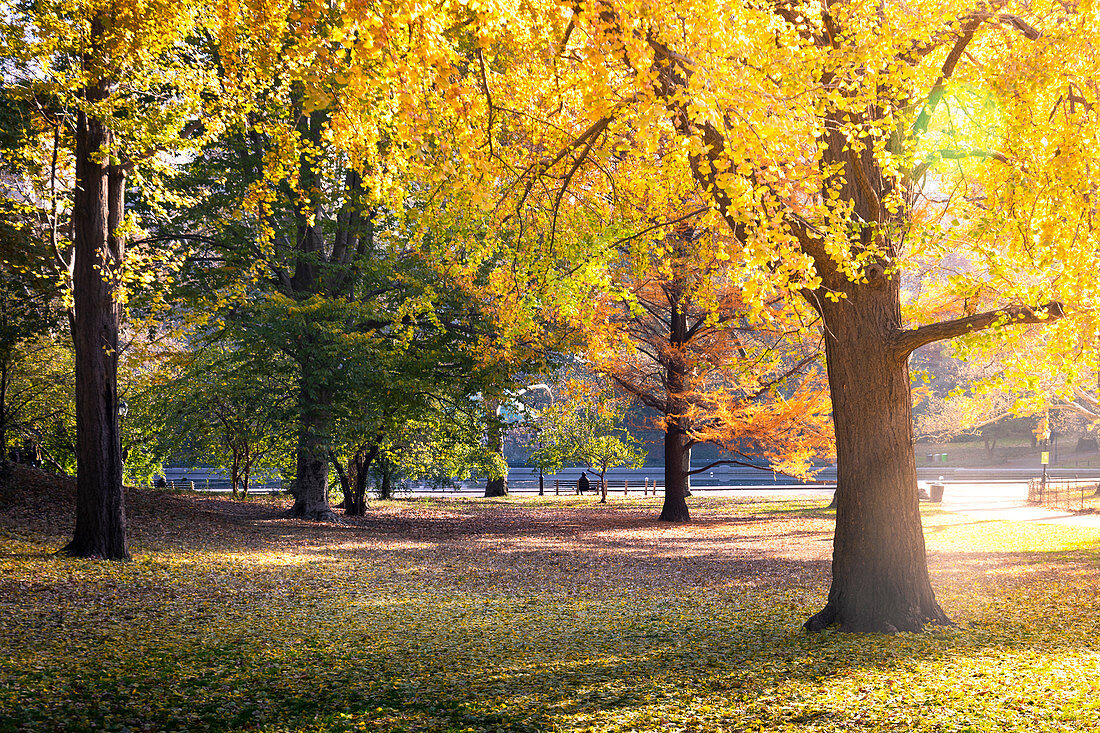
[488,478,666,496]
[157,478,283,494]
[1027,476,1099,512]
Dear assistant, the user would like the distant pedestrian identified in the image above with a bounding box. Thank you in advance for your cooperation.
[577,471,590,495]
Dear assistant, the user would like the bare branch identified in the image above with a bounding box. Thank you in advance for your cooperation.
[987,12,1042,41]
[686,458,804,479]
[609,207,710,250]
[611,373,668,413]
[514,116,611,211]
[1072,386,1100,415]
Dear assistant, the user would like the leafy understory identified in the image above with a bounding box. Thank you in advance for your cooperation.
[4,468,1100,732]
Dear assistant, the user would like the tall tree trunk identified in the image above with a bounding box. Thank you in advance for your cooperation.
[230,449,241,498]
[62,68,128,559]
[485,475,507,497]
[804,282,949,633]
[345,455,363,514]
[683,444,692,497]
[241,444,252,497]
[660,422,691,521]
[484,399,508,497]
[290,374,335,520]
[343,443,377,516]
[660,278,691,522]
[377,454,394,500]
[798,103,950,633]
[641,24,1051,633]
[282,106,340,521]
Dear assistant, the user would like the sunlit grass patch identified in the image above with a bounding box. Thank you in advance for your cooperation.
[4,482,1100,731]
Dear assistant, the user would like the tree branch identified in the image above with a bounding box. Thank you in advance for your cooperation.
[911,148,1011,180]
[514,116,610,211]
[1047,387,1100,422]
[891,301,1063,359]
[610,374,666,412]
[686,458,802,479]
[1072,386,1100,415]
[609,208,710,250]
[477,47,495,159]
[549,116,608,251]
[911,12,1041,139]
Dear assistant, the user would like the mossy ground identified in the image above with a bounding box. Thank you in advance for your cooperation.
[4,465,1100,732]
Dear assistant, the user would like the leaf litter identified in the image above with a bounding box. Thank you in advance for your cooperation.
[4,464,1100,731]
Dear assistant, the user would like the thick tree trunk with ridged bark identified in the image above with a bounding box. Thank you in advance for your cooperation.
[804,279,949,633]
[290,372,336,520]
[286,109,334,522]
[62,68,129,560]
[660,422,691,522]
[660,283,692,522]
[642,16,1055,633]
[484,400,508,497]
[798,106,950,632]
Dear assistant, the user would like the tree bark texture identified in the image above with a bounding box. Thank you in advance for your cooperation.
[660,422,691,522]
[484,400,508,497]
[661,58,951,628]
[484,476,507,497]
[62,69,129,560]
[804,281,950,633]
[280,106,365,522]
[230,449,242,498]
[343,444,377,515]
[660,282,691,522]
[797,110,950,632]
[378,455,394,500]
[0,358,9,456]
[635,4,1051,632]
[290,375,335,520]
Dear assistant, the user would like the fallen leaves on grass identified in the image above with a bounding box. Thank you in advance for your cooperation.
[3,465,1100,731]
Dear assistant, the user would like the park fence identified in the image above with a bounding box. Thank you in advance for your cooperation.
[156,477,283,494]
[1027,476,1099,512]
[502,478,666,495]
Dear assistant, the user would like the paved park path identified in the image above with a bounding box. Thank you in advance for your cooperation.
[937,481,1100,528]
[732,481,1100,528]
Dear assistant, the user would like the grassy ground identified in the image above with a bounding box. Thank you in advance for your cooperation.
[5,466,1100,732]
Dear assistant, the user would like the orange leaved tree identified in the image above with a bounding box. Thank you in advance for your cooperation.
[588,222,833,522]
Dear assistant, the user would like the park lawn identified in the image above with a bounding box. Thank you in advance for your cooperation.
[4,468,1100,732]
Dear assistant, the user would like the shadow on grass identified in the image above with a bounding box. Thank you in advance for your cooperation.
[8,474,1100,731]
[9,552,1099,733]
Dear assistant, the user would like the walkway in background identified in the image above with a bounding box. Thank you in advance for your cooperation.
[722,482,1100,529]
[936,481,1100,528]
